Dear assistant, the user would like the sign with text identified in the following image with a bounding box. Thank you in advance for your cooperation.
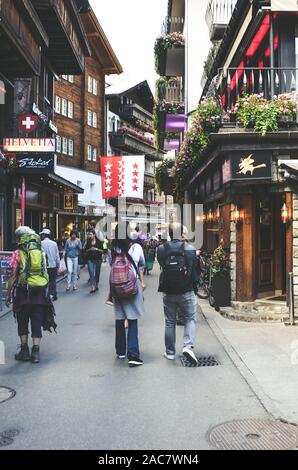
[3,138,56,153]
[64,194,74,210]
[17,154,55,174]
[222,151,272,183]
[271,0,298,11]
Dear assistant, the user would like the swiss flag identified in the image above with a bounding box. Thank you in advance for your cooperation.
[17,113,39,133]
[100,155,145,199]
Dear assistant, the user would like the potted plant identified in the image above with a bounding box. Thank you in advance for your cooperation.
[210,246,230,310]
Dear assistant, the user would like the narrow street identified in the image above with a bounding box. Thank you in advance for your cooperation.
[0,264,269,450]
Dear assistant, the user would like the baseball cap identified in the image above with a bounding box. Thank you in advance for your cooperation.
[40,228,51,236]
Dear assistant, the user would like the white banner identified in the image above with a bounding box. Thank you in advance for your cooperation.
[271,0,298,11]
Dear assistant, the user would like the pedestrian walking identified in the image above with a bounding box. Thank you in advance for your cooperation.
[109,223,146,367]
[40,228,60,301]
[6,226,57,364]
[157,223,199,365]
[64,230,82,291]
[103,237,109,263]
[85,229,103,294]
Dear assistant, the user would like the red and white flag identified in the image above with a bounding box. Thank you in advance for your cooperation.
[100,155,145,199]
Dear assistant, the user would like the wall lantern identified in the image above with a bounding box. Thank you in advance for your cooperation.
[207,209,213,223]
[232,205,244,225]
[281,202,291,224]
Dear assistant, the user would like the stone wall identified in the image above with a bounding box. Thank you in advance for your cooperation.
[230,204,237,301]
[293,193,298,315]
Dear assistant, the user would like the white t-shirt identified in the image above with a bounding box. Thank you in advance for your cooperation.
[129,243,145,274]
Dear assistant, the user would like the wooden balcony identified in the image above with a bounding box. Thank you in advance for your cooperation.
[159,46,185,77]
[119,103,153,128]
[109,131,165,162]
[31,0,90,74]
[0,0,42,76]
[162,16,185,35]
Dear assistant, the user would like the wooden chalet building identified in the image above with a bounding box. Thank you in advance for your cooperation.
[54,3,123,241]
[0,0,91,249]
[186,0,298,316]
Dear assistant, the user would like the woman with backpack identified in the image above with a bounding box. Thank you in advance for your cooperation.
[64,230,82,292]
[6,226,56,364]
[110,223,146,367]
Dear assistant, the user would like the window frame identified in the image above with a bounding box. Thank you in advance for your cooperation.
[87,144,92,161]
[55,95,61,114]
[62,98,67,117]
[68,139,74,157]
[68,100,74,119]
[62,137,68,155]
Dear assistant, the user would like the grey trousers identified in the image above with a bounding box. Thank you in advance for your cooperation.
[163,291,197,355]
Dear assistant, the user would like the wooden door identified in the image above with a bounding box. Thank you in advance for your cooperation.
[256,197,275,295]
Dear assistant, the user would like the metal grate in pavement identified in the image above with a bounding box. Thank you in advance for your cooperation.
[180,355,220,368]
[0,386,16,404]
[207,419,298,450]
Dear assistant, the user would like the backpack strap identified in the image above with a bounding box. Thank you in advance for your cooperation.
[126,252,140,280]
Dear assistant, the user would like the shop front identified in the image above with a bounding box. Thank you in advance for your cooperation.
[189,133,298,314]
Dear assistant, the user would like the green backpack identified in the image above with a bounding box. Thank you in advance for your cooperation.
[18,234,49,288]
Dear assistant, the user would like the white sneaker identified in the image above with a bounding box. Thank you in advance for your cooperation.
[163,352,175,361]
[116,355,126,359]
[182,348,198,365]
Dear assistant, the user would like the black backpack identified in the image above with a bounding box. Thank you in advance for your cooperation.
[160,242,193,294]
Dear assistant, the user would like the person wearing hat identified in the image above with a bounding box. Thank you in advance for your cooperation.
[40,228,60,301]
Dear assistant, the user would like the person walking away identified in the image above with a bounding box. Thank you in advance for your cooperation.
[110,223,146,367]
[6,226,56,363]
[64,230,82,291]
[40,228,60,301]
[85,230,103,294]
[157,223,199,365]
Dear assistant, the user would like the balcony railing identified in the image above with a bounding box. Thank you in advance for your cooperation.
[119,103,153,128]
[205,0,237,41]
[162,16,185,35]
[109,131,164,161]
[218,67,298,110]
[159,78,184,102]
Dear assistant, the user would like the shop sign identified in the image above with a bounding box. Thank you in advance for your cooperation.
[223,151,272,183]
[17,113,39,133]
[3,138,56,153]
[271,0,298,11]
[16,154,54,173]
[64,194,74,210]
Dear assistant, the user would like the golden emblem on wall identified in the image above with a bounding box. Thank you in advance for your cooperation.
[237,154,267,175]
[64,194,74,210]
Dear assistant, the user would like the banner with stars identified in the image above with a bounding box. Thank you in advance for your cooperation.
[100,155,145,199]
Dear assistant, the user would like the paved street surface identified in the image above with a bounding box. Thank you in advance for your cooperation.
[201,302,298,424]
[0,264,270,450]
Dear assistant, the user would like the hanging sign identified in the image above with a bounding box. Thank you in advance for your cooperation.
[222,151,272,183]
[271,0,298,11]
[64,194,74,210]
[17,113,39,133]
[100,155,145,199]
[3,138,56,153]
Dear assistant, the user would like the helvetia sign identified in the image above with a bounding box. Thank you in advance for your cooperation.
[3,138,56,153]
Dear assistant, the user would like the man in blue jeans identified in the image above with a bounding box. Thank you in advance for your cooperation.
[157,223,199,365]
